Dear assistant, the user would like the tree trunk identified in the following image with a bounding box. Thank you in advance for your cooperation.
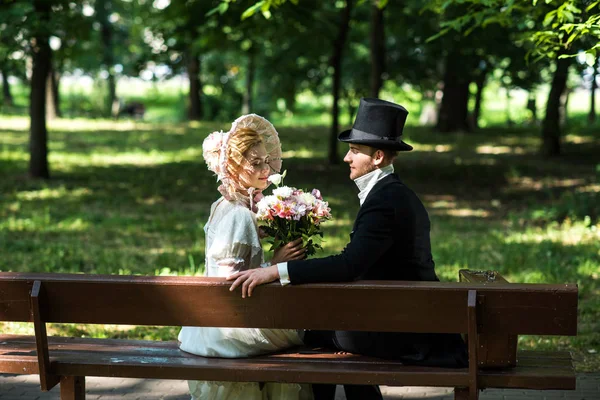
[505,88,513,127]
[29,0,51,179]
[187,53,202,121]
[560,87,571,126]
[527,91,537,125]
[541,55,570,157]
[329,0,353,165]
[346,92,357,126]
[97,0,116,117]
[588,57,597,124]
[283,82,296,113]
[53,70,61,118]
[46,67,56,120]
[1,67,14,106]
[107,72,116,118]
[45,52,58,120]
[369,3,385,98]
[242,48,255,114]
[436,53,471,133]
[471,72,486,129]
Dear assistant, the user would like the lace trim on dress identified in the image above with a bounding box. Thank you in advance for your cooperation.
[209,241,263,269]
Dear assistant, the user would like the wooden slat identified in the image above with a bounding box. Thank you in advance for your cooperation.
[0,273,578,336]
[0,335,576,390]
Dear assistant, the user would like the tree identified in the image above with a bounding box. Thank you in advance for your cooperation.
[589,57,598,123]
[369,1,386,97]
[329,0,354,164]
[425,0,595,155]
[147,1,226,121]
[424,0,599,61]
[30,0,52,179]
[96,0,117,117]
[542,54,570,156]
[1,68,13,107]
[0,4,29,108]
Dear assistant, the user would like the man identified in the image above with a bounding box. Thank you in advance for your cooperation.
[228,98,467,399]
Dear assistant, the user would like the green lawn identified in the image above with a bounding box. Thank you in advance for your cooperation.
[1,116,599,371]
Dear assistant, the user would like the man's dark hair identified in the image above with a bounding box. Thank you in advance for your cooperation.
[377,149,398,162]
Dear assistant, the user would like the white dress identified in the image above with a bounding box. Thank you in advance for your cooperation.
[178,198,313,400]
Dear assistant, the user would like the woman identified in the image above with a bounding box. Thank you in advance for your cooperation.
[178,114,312,400]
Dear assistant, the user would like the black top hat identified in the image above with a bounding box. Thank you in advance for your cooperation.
[338,98,412,151]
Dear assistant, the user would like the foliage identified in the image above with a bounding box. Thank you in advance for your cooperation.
[424,0,600,62]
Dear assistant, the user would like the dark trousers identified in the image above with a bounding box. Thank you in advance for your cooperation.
[304,330,468,400]
[304,330,384,400]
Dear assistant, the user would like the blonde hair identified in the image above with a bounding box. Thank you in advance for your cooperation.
[225,127,263,178]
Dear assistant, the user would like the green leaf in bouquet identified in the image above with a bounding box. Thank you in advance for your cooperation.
[301,233,311,248]
[311,234,324,245]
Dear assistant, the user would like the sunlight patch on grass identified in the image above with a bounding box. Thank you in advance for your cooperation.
[565,134,596,144]
[322,217,354,227]
[0,116,29,131]
[579,183,600,193]
[46,148,203,167]
[434,208,491,218]
[429,199,458,209]
[281,149,317,159]
[505,221,600,246]
[476,145,526,155]
[319,235,348,253]
[148,247,188,257]
[508,176,587,191]
[56,218,90,231]
[412,144,455,153]
[0,322,34,335]
[0,149,28,161]
[0,134,28,145]
[16,187,92,201]
[499,136,541,146]
[578,260,600,279]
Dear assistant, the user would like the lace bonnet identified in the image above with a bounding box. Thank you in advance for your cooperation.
[202,114,282,201]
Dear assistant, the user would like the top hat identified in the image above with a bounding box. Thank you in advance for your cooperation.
[338,98,412,151]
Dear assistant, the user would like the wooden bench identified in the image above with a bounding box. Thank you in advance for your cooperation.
[0,270,578,400]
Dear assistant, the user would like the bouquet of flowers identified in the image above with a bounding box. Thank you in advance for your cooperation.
[256,171,332,256]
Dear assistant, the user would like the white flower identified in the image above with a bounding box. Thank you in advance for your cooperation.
[297,193,316,207]
[267,170,287,186]
[273,186,293,199]
[257,195,277,210]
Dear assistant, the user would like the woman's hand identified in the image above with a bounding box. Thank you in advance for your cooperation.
[271,238,306,264]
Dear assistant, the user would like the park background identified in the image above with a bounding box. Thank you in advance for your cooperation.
[0,0,599,373]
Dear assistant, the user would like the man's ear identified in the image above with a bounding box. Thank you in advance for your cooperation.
[372,149,385,166]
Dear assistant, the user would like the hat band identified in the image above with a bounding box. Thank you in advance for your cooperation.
[350,127,398,142]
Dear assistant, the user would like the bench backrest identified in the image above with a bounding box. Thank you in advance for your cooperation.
[0,272,578,336]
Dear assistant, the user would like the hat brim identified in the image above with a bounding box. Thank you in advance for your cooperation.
[338,129,413,151]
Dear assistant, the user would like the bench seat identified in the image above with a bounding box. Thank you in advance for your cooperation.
[0,334,575,390]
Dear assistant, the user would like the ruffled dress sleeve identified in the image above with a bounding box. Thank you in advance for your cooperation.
[206,204,263,278]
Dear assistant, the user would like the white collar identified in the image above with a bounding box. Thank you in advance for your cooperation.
[354,164,394,206]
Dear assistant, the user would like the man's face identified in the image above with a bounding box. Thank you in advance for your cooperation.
[343,143,377,180]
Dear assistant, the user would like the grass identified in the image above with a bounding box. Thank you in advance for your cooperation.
[1,115,599,372]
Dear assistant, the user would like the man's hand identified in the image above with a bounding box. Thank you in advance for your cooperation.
[227,265,279,298]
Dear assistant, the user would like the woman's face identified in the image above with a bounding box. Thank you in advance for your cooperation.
[241,142,271,191]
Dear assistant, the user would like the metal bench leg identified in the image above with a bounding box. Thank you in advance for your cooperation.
[60,376,85,400]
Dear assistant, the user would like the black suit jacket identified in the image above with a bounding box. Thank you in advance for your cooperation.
[288,173,438,284]
[288,173,467,367]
